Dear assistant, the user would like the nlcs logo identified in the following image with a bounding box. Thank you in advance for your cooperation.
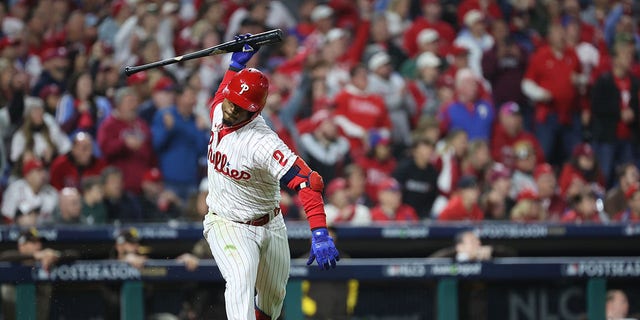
[239,83,249,95]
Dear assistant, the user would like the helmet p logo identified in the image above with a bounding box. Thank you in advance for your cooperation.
[239,83,250,95]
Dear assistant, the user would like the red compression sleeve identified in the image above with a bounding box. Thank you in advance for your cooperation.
[285,158,327,230]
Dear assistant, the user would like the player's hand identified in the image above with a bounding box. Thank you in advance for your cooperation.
[230,33,259,69]
[306,228,340,270]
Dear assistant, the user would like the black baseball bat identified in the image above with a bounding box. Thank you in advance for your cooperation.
[123,29,284,76]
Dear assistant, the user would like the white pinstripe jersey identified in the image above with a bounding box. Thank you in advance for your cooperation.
[206,103,296,222]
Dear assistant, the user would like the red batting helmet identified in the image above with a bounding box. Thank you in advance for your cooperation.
[222,68,269,113]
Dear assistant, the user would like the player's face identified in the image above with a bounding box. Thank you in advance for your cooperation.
[222,99,251,126]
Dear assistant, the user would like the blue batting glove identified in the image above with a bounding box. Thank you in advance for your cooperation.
[230,33,259,69]
[306,228,340,270]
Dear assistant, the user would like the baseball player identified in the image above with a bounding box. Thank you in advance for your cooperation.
[202,34,340,320]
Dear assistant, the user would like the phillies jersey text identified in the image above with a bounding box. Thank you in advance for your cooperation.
[206,103,296,222]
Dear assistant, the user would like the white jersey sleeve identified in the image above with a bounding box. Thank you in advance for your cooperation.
[252,128,296,181]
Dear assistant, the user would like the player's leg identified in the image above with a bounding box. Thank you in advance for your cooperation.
[255,214,291,319]
[204,214,261,320]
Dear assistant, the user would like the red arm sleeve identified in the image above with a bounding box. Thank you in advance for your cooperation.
[282,157,328,230]
[97,120,128,160]
[342,19,371,66]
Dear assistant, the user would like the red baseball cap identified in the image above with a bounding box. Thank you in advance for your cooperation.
[572,143,594,158]
[517,188,539,202]
[22,159,44,177]
[127,71,149,86]
[489,163,511,183]
[378,177,401,193]
[38,84,62,100]
[152,76,175,92]
[449,45,469,56]
[41,47,68,63]
[326,178,348,197]
[142,168,163,183]
[534,163,554,180]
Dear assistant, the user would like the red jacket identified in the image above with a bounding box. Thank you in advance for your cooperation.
[490,124,545,169]
[524,46,581,124]
[438,195,484,221]
[558,163,605,197]
[49,153,107,190]
[370,204,419,222]
[357,157,397,202]
[97,116,155,195]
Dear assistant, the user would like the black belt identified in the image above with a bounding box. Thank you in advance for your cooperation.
[214,208,281,226]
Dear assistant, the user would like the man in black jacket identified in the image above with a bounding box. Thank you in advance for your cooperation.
[591,38,640,187]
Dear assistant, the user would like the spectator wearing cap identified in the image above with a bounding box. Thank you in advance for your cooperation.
[38,84,62,117]
[56,71,112,136]
[151,85,209,202]
[0,228,78,320]
[53,187,82,224]
[461,139,492,184]
[333,64,392,159]
[614,183,640,223]
[454,10,494,77]
[97,0,134,47]
[10,96,71,164]
[302,4,336,52]
[2,159,58,224]
[399,28,439,78]
[591,41,639,186]
[457,0,503,26]
[101,166,142,222]
[521,23,583,164]
[510,188,545,222]
[80,176,107,225]
[561,188,602,223]
[509,139,538,200]
[113,228,146,269]
[368,51,416,149]
[298,110,351,184]
[139,76,177,125]
[439,68,495,141]
[605,163,639,217]
[97,88,155,195]
[480,163,513,220]
[438,175,484,221]
[13,199,41,228]
[481,19,528,108]
[490,102,545,169]
[431,129,468,216]
[402,0,456,57]
[49,132,106,191]
[534,163,566,221]
[365,13,409,72]
[370,177,419,222]
[357,130,397,203]
[31,47,69,97]
[558,143,605,198]
[324,177,371,226]
[392,137,439,219]
[137,167,182,221]
[407,51,442,117]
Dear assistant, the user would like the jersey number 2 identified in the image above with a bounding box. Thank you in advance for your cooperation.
[273,150,288,167]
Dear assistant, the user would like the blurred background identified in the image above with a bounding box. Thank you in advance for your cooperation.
[1,0,640,319]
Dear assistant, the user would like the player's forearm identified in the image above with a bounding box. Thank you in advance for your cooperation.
[281,157,328,230]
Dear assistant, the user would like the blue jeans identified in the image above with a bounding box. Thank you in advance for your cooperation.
[593,141,634,188]
[535,113,582,165]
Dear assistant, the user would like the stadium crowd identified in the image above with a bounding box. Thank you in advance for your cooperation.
[1,0,640,228]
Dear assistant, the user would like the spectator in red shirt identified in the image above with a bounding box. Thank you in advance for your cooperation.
[333,64,392,158]
[370,177,419,222]
[591,41,639,186]
[521,23,583,164]
[358,130,397,203]
[49,132,106,191]
[403,0,456,57]
[438,175,484,221]
[558,143,606,198]
[510,188,545,222]
[534,163,566,221]
[491,102,545,169]
[97,88,155,195]
[561,188,602,223]
[614,183,640,223]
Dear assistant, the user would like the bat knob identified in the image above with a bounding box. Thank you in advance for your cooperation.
[124,66,134,77]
